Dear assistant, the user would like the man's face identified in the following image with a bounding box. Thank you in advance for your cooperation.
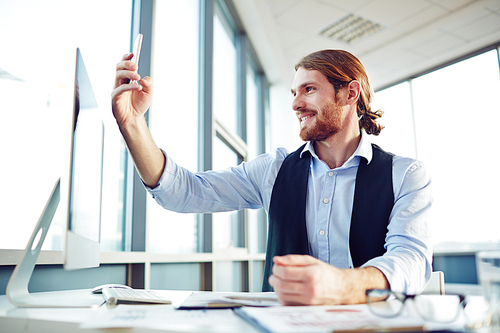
[291,68,344,142]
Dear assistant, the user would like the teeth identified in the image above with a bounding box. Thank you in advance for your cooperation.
[301,115,312,122]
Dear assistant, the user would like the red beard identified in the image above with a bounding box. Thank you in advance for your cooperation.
[299,101,343,142]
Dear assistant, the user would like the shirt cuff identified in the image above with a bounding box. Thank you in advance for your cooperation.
[144,149,177,199]
[363,259,404,294]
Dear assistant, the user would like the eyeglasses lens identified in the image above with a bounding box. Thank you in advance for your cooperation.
[367,290,404,317]
[413,295,462,323]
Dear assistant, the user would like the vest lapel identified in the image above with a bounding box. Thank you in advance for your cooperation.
[263,144,310,291]
[349,144,394,267]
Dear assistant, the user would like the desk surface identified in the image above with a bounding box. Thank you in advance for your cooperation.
[0,289,490,333]
[0,289,258,333]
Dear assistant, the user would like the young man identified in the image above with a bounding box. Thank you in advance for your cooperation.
[112,49,432,305]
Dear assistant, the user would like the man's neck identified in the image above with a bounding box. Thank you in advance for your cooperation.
[313,129,361,169]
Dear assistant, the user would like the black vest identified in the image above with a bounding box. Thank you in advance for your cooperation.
[262,143,394,291]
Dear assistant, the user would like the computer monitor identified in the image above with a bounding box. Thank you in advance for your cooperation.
[6,48,104,307]
[64,47,103,270]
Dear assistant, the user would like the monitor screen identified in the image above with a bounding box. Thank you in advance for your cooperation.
[63,48,103,270]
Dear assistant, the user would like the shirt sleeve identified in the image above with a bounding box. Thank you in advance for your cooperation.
[362,157,433,294]
[145,148,287,214]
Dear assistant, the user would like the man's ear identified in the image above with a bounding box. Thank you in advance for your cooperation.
[346,80,361,106]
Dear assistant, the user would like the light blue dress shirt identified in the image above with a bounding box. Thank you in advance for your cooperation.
[148,131,433,294]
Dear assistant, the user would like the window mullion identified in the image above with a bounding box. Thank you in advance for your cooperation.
[198,0,214,258]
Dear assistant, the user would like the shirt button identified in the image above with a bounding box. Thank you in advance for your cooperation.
[319,230,325,236]
[328,171,333,176]
[323,198,329,204]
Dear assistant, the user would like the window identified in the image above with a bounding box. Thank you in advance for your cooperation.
[213,2,238,135]
[246,59,268,254]
[211,1,245,253]
[0,0,270,294]
[412,49,500,251]
[212,136,243,250]
[0,0,132,251]
[148,0,200,254]
[371,82,416,159]
[374,48,500,252]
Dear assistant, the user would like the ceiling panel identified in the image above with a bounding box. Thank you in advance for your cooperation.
[485,0,500,11]
[269,0,301,16]
[414,34,467,58]
[275,0,346,34]
[448,12,500,40]
[277,25,310,50]
[315,0,376,12]
[427,0,476,11]
[233,0,500,90]
[392,5,448,33]
[355,0,431,26]
[352,28,401,51]
[439,4,496,32]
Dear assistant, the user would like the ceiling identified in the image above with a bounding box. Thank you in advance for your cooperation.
[233,0,500,91]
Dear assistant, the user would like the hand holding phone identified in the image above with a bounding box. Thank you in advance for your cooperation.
[130,33,143,83]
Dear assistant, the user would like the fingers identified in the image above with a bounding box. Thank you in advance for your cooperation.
[272,262,310,281]
[269,272,305,293]
[115,71,141,89]
[122,52,134,61]
[116,53,137,72]
[270,261,315,295]
[268,272,314,305]
[114,69,140,88]
[269,255,334,305]
[138,76,153,93]
[270,255,319,291]
[114,53,140,88]
[273,254,319,267]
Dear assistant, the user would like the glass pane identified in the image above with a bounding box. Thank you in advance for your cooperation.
[216,261,244,292]
[246,62,259,160]
[251,260,265,292]
[150,263,201,291]
[148,0,199,254]
[0,0,131,251]
[213,11,237,134]
[212,137,243,249]
[372,82,416,158]
[412,50,500,250]
[246,62,266,254]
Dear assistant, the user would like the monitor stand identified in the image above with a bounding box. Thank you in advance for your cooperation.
[6,178,103,308]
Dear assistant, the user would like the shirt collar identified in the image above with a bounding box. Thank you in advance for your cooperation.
[299,130,373,165]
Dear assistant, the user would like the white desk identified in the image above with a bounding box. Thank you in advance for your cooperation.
[0,289,491,333]
[0,289,258,333]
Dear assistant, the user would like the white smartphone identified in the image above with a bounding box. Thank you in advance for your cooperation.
[130,33,143,83]
[131,33,143,65]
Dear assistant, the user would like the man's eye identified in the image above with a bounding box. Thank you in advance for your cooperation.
[305,87,314,93]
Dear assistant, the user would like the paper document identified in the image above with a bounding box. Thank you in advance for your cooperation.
[235,305,428,333]
[177,291,280,309]
[80,305,243,330]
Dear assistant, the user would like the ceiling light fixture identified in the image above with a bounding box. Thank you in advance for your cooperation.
[320,14,384,43]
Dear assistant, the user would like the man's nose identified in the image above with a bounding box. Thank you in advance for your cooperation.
[292,95,306,111]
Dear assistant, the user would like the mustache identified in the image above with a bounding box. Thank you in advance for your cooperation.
[296,108,317,116]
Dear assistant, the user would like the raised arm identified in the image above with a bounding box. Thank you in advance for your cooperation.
[111,53,165,188]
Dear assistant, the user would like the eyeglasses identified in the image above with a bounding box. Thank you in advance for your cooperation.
[366,289,467,323]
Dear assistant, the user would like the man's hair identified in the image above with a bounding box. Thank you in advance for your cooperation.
[294,49,384,135]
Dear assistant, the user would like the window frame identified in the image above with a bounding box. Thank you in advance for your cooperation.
[0,0,270,294]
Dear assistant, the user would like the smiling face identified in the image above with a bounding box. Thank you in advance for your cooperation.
[291,68,344,142]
